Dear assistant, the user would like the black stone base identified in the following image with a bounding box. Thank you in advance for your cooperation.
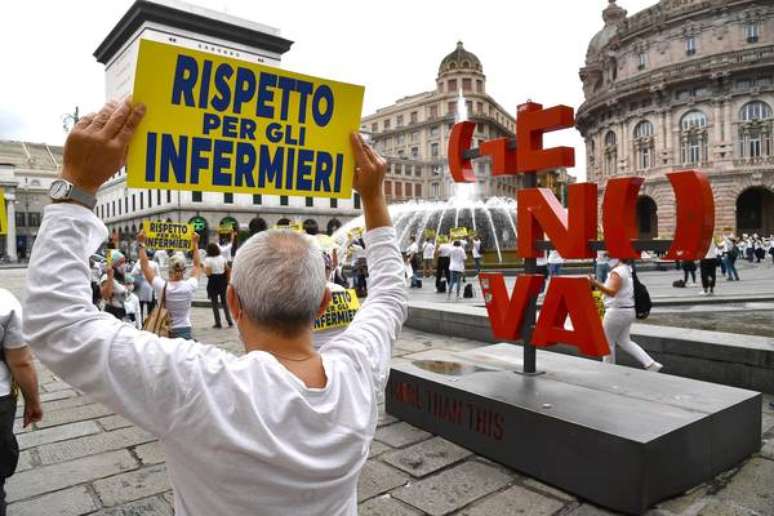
[386,344,762,515]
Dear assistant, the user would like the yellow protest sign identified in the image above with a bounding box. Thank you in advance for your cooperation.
[314,289,360,331]
[436,235,449,244]
[142,220,195,251]
[273,222,304,233]
[449,227,468,240]
[423,228,436,240]
[0,188,6,235]
[127,39,365,199]
[348,227,364,239]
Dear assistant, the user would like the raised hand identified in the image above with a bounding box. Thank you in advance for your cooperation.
[61,98,146,195]
[350,133,386,201]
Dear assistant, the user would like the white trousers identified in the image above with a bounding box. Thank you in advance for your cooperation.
[602,308,655,368]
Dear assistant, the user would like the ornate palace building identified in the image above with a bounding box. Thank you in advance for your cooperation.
[578,0,774,238]
[363,42,557,203]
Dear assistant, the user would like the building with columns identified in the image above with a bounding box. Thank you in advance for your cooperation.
[0,140,63,261]
[578,0,774,238]
[93,0,361,247]
[362,42,535,203]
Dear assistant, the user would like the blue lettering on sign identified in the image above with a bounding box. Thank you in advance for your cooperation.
[257,73,277,119]
[235,142,256,187]
[212,139,233,186]
[314,152,332,192]
[198,60,213,109]
[160,133,188,183]
[296,148,314,191]
[190,137,211,184]
[258,146,284,188]
[171,55,197,107]
[145,132,158,181]
[312,85,334,126]
[211,64,234,112]
[233,67,256,115]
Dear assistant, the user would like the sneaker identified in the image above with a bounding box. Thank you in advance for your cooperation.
[646,361,663,372]
[699,290,707,295]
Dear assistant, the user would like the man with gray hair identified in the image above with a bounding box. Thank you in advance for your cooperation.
[23,99,407,515]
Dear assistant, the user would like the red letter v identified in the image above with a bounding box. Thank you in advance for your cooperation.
[480,273,545,341]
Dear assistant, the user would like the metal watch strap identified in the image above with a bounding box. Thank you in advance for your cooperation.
[68,186,97,210]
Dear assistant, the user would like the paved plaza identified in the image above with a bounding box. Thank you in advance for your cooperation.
[2,267,774,515]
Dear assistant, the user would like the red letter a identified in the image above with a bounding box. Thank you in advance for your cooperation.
[531,277,610,357]
[480,273,544,340]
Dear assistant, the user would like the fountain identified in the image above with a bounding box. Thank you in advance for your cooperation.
[334,89,517,262]
[332,197,517,263]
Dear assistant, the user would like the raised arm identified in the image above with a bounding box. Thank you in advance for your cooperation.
[326,134,407,389]
[191,233,203,278]
[22,99,230,437]
[136,230,157,284]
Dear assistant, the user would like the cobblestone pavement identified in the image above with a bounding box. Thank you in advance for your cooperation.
[5,305,774,516]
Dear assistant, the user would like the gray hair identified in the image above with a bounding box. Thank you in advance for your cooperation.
[231,230,326,335]
[168,255,186,275]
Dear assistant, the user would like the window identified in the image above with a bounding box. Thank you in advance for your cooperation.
[15,212,25,227]
[140,192,145,209]
[431,182,440,198]
[447,102,456,115]
[167,190,172,203]
[634,120,656,170]
[448,79,457,91]
[354,193,361,210]
[686,36,696,56]
[638,52,647,70]
[148,189,153,208]
[192,191,202,203]
[28,212,41,227]
[476,80,483,93]
[740,101,772,121]
[395,182,403,198]
[330,198,338,209]
[680,111,708,164]
[385,181,393,196]
[394,163,402,174]
[411,131,419,142]
[681,110,708,130]
[124,197,128,213]
[383,119,391,130]
[132,194,136,211]
[253,194,262,205]
[280,195,289,206]
[429,105,438,119]
[430,125,439,138]
[224,193,233,204]
[305,197,313,207]
[405,183,412,197]
[371,123,378,132]
[415,184,422,197]
[157,190,161,205]
[112,201,116,217]
[414,166,421,177]
[411,147,419,159]
[462,78,472,91]
[746,23,759,43]
[430,142,439,158]
[396,115,404,127]
[476,102,483,114]
[410,111,418,124]
[397,133,404,145]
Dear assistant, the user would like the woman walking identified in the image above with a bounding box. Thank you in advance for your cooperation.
[205,243,233,328]
[137,231,202,340]
[591,259,662,371]
[699,240,718,295]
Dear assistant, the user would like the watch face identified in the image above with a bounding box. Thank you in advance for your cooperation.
[50,180,70,199]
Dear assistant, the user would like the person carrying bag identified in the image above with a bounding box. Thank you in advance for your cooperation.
[143,283,170,338]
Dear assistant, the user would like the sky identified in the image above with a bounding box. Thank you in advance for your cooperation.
[0,0,657,181]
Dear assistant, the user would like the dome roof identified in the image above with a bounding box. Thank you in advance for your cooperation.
[438,41,482,75]
[586,0,627,64]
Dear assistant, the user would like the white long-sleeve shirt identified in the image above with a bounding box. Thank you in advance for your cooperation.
[23,203,408,516]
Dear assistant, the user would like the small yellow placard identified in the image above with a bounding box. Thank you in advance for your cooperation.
[449,227,468,240]
[436,235,449,244]
[314,289,360,331]
[127,39,365,199]
[142,220,194,251]
[273,222,303,233]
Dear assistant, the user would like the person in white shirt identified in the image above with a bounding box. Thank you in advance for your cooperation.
[547,249,564,276]
[447,240,467,299]
[471,237,482,276]
[123,284,143,330]
[130,254,161,322]
[405,237,421,287]
[421,239,435,278]
[100,248,130,320]
[137,230,202,340]
[591,259,662,371]
[0,290,42,514]
[436,240,453,291]
[22,100,406,516]
[204,242,233,329]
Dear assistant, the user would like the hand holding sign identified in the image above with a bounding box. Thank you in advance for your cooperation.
[350,133,391,232]
[61,98,146,195]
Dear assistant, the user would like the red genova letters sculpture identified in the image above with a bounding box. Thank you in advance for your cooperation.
[448,101,715,358]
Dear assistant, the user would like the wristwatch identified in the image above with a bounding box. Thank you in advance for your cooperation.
[49,179,97,210]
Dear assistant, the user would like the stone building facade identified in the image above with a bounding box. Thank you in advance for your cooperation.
[362,42,524,203]
[0,141,62,261]
[577,0,774,238]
